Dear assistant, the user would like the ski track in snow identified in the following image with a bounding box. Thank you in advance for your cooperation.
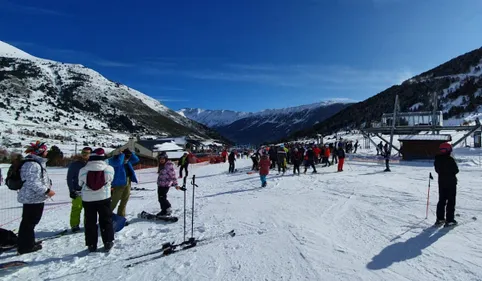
[1,158,482,281]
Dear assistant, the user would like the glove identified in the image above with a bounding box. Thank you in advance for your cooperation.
[70,190,81,199]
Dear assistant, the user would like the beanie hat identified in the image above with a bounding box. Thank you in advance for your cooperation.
[158,151,168,159]
[439,142,452,154]
[123,148,132,156]
[25,141,47,156]
[89,148,106,161]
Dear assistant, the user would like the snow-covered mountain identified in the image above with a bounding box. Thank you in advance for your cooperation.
[291,46,482,139]
[177,108,252,127]
[0,41,225,151]
[179,101,352,144]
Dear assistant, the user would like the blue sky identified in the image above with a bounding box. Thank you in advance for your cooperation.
[1,0,481,112]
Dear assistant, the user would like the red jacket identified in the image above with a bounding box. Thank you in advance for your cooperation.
[259,156,271,176]
[324,148,330,157]
[221,151,227,157]
[313,147,321,157]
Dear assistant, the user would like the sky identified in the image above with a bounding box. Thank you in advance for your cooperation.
[0,0,481,112]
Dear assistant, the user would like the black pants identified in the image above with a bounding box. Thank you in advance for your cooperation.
[293,162,300,175]
[385,159,390,170]
[83,199,114,248]
[331,154,338,164]
[437,186,456,222]
[322,157,331,167]
[278,160,286,173]
[17,203,44,252]
[270,159,276,169]
[251,159,258,170]
[179,166,188,178]
[229,162,235,173]
[158,186,171,211]
[304,161,317,173]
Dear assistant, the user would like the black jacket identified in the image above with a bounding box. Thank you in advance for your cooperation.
[306,149,315,161]
[228,152,236,163]
[336,148,346,159]
[434,154,459,187]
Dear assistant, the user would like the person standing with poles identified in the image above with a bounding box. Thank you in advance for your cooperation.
[383,143,391,172]
[178,152,189,179]
[336,143,346,172]
[66,147,92,233]
[434,143,459,227]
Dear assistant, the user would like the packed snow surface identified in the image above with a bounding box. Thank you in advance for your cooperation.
[1,149,482,280]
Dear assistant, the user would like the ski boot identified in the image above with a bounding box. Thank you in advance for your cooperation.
[444,220,458,228]
[434,219,445,227]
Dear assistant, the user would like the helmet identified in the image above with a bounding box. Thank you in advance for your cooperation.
[439,142,452,154]
[25,141,47,155]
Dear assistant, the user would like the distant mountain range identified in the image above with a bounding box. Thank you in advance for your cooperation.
[178,101,352,144]
[0,40,226,150]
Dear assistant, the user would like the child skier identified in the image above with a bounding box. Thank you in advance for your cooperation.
[434,142,459,227]
[259,151,270,187]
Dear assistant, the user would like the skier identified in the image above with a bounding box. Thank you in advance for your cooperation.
[221,149,227,163]
[377,142,383,156]
[383,143,391,172]
[78,148,115,252]
[304,147,317,174]
[354,140,359,153]
[259,151,270,187]
[322,145,331,167]
[178,152,189,178]
[17,141,56,254]
[228,151,236,173]
[250,151,260,171]
[434,143,459,227]
[277,145,287,174]
[291,148,302,176]
[336,143,346,172]
[66,147,92,233]
[157,152,181,216]
[109,149,139,218]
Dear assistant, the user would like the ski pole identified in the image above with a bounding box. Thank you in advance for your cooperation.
[425,173,433,219]
[182,176,187,243]
[191,175,198,239]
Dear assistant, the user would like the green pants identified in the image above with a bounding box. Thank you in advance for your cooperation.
[111,179,131,217]
[70,196,83,228]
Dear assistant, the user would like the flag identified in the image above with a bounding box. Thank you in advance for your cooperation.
[429,172,433,180]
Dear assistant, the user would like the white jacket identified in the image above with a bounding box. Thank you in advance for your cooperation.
[18,155,50,204]
[78,160,115,202]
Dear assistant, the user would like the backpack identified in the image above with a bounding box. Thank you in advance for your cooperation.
[0,228,17,247]
[86,171,106,191]
[5,159,44,191]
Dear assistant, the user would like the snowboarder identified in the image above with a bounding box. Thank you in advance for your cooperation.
[259,151,270,187]
[228,151,236,173]
[291,148,302,175]
[78,148,115,252]
[109,148,139,218]
[434,143,459,227]
[336,143,346,172]
[17,141,56,255]
[66,147,92,233]
[157,152,181,216]
[178,152,189,178]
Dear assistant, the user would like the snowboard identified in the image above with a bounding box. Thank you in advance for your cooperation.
[0,261,27,273]
[138,211,178,223]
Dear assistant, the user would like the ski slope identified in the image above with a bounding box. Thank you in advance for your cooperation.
[1,153,482,281]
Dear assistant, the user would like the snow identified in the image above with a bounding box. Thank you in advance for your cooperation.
[153,141,184,152]
[2,145,482,280]
[0,41,34,60]
[409,102,423,111]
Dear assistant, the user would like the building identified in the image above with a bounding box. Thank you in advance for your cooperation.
[398,134,452,160]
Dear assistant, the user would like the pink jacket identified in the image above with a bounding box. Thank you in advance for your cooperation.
[157,161,178,187]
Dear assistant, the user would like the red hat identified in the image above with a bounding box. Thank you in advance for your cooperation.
[439,142,452,154]
[25,141,47,155]
[89,148,106,160]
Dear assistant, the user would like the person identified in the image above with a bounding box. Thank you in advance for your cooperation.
[250,151,260,171]
[157,152,181,216]
[228,151,236,173]
[336,143,346,172]
[304,147,317,174]
[78,148,115,252]
[17,141,55,255]
[377,141,383,156]
[66,147,92,233]
[331,143,338,165]
[383,143,391,172]
[277,145,287,174]
[269,146,277,169]
[322,145,331,167]
[313,146,321,165]
[109,148,139,218]
[221,149,228,163]
[291,148,302,176]
[259,151,270,187]
[354,140,359,153]
[434,143,459,227]
[178,152,189,179]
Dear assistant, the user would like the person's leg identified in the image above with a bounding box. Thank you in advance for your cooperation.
[446,187,457,222]
[110,185,125,212]
[157,186,171,212]
[83,201,98,249]
[98,199,114,246]
[436,187,448,221]
[70,196,83,229]
[17,203,44,252]
[117,179,131,217]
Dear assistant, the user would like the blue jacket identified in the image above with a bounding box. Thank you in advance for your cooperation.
[67,159,87,193]
[109,153,139,187]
